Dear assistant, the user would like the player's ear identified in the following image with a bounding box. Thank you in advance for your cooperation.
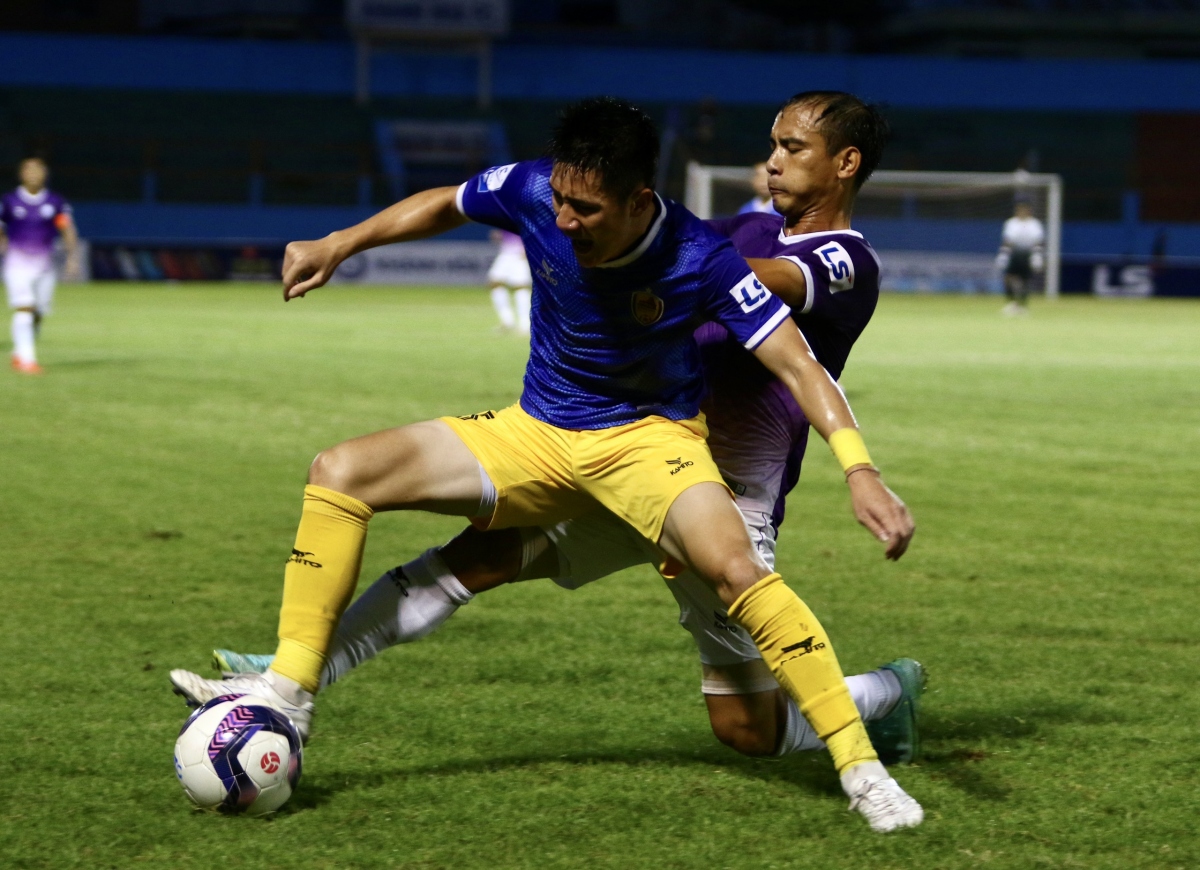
[629,186,655,216]
[836,147,861,181]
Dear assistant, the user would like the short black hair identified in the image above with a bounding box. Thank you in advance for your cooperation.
[780,91,890,190]
[547,97,659,199]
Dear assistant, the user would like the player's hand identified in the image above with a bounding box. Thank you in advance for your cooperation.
[282,235,345,301]
[846,468,914,560]
[63,254,83,282]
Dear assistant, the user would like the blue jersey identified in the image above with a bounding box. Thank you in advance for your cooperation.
[456,159,791,429]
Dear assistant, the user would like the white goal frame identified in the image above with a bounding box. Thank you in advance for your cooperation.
[685,162,1064,299]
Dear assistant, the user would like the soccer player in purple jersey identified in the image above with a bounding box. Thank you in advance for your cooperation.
[172,97,921,831]
[1,157,79,374]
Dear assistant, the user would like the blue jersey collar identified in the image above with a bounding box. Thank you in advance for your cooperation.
[593,194,667,270]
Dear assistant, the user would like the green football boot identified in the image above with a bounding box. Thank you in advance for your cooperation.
[212,649,275,677]
[865,657,926,765]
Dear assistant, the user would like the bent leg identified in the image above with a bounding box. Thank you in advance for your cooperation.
[658,482,879,781]
[272,420,488,693]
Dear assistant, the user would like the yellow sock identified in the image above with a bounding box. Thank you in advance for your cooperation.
[271,485,374,693]
[728,573,878,774]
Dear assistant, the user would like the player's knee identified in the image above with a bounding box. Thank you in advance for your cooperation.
[708,553,772,607]
[307,446,353,491]
[709,706,776,757]
[307,442,388,496]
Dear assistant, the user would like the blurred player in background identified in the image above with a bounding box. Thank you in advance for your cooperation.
[996,197,1044,316]
[487,229,532,334]
[1,157,79,374]
[737,161,778,215]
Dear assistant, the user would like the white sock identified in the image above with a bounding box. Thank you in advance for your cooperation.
[774,669,903,756]
[11,311,36,364]
[490,287,516,329]
[264,669,313,705]
[840,760,890,797]
[320,548,473,687]
[514,288,531,334]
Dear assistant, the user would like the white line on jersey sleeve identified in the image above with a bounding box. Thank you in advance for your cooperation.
[455,182,469,219]
[743,302,793,350]
[777,255,816,314]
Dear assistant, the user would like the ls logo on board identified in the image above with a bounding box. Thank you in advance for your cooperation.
[631,289,664,325]
[478,163,516,192]
[817,242,855,292]
[728,273,769,313]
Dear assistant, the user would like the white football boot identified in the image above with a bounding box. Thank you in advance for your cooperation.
[843,762,924,832]
[169,669,314,743]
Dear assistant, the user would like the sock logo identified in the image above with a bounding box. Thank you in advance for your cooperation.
[666,457,694,475]
[287,549,322,568]
[781,635,825,661]
[387,568,411,598]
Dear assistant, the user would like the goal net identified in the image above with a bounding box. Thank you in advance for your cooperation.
[685,163,1063,298]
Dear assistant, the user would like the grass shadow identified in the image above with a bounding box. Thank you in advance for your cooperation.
[282,743,837,813]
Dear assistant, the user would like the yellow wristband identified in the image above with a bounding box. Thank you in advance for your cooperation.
[828,427,874,473]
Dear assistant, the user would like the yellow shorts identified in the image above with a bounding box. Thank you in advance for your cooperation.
[441,404,728,543]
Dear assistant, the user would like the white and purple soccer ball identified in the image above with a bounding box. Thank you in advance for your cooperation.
[173,694,303,816]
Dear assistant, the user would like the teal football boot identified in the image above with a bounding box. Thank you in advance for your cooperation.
[212,649,274,677]
[865,657,926,765]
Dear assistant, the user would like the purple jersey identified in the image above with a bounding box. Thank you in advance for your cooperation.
[700,212,881,530]
[1,188,71,271]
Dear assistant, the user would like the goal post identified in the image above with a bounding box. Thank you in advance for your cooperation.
[685,162,1064,299]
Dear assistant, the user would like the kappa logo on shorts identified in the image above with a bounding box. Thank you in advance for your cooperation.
[713,612,740,634]
[287,549,322,568]
[631,289,664,325]
[781,635,826,661]
[666,457,695,475]
[458,410,496,421]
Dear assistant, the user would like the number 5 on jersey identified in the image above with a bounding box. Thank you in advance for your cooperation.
[817,242,855,292]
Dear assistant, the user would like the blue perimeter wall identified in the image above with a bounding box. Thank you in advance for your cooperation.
[5,32,1200,255]
[6,32,1200,111]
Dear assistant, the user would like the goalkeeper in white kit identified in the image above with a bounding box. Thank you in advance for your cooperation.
[996,197,1045,316]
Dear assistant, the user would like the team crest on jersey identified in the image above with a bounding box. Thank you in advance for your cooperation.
[631,289,664,325]
[478,163,516,192]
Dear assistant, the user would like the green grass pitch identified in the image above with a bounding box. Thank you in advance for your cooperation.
[1,285,1197,869]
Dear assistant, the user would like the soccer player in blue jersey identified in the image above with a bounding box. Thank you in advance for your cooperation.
[216,91,923,828]
[171,97,920,830]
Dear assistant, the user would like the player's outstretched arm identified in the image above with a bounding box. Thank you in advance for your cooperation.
[281,186,467,301]
[752,321,914,559]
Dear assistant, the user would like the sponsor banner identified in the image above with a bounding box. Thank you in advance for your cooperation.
[876,251,1006,294]
[90,244,283,281]
[1061,257,1200,298]
[330,241,495,286]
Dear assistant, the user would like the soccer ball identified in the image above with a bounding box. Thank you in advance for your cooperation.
[173,694,303,816]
